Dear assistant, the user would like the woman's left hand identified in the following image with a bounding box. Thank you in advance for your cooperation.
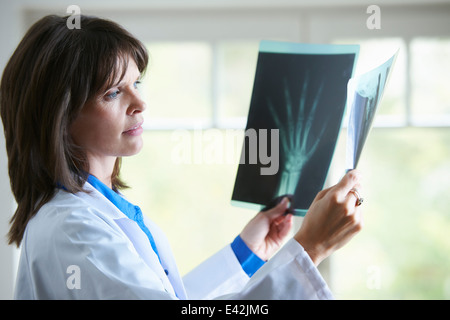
[239,197,293,261]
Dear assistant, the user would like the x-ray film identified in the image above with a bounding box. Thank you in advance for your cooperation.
[346,51,398,170]
[231,41,359,216]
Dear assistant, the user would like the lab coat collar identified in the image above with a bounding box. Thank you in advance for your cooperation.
[86,174,138,221]
[77,181,126,220]
[86,174,162,264]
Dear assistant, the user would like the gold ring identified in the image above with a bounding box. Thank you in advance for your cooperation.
[349,188,364,206]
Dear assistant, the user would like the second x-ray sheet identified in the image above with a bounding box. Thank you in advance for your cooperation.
[231,41,359,216]
[346,51,398,170]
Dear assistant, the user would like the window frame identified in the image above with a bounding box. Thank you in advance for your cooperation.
[24,3,450,129]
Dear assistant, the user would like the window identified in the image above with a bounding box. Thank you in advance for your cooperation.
[329,37,450,299]
[139,41,259,130]
[142,42,212,122]
[411,38,450,122]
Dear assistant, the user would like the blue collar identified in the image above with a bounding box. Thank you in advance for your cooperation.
[87,175,137,221]
[87,174,161,262]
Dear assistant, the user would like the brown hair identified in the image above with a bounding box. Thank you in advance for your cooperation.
[0,15,148,246]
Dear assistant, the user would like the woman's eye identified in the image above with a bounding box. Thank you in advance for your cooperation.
[106,90,120,100]
[134,80,141,89]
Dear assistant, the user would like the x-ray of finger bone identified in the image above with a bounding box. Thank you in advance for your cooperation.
[345,50,398,171]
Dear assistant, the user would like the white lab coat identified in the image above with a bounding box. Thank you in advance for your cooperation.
[14,181,333,300]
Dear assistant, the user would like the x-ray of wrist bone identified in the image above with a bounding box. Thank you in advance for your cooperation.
[345,50,398,171]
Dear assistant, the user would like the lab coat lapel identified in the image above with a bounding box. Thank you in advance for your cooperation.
[79,183,180,298]
[144,217,187,299]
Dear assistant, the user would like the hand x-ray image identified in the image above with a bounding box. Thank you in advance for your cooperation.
[232,41,359,216]
[346,51,398,170]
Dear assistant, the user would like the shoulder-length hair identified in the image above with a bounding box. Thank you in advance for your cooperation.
[0,15,148,247]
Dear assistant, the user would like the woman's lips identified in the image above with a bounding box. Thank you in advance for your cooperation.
[123,122,144,136]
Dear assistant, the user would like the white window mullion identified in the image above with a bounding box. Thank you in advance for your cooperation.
[405,37,413,127]
[211,41,220,129]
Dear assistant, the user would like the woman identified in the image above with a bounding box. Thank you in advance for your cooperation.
[0,14,363,299]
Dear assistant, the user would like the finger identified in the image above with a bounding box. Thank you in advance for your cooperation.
[346,183,363,204]
[354,207,364,229]
[276,214,293,237]
[343,189,366,225]
[270,213,293,239]
[344,206,364,236]
[262,195,292,212]
[273,211,292,225]
[336,169,362,199]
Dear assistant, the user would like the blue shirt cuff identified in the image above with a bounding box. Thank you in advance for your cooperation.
[231,235,266,277]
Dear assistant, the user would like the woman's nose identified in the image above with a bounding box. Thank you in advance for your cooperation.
[127,92,146,115]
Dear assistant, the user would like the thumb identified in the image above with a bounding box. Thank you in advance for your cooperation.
[263,196,290,219]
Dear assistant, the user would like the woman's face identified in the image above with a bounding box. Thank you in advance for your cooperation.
[70,58,146,167]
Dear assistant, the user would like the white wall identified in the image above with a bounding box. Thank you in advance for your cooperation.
[0,1,23,300]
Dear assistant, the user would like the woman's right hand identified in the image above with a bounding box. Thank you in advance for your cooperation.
[294,170,363,266]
